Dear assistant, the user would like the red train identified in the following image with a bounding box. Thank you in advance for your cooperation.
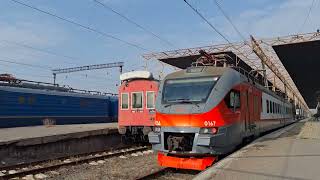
[148,53,298,170]
[118,71,159,142]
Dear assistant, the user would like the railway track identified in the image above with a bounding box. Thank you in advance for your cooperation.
[135,122,299,180]
[0,146,149,179]
[136,167,169,180]
[137,167,200,180]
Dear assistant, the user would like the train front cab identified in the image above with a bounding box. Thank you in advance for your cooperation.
[148,67,244,170]
[148,66,294,170]
[118,79,158,142]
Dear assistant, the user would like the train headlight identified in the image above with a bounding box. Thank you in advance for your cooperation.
[200,127,218,134]
[154,127,161,133]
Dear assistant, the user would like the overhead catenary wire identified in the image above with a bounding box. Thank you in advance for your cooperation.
[0,63,117,90]
[93,0,176,48]
[9,0,149,51]
[299,0,317,33]
[183,0,231,44]
[212,0,247,41]
[0,58,52,70]
[0,40,79,66]
[0,56,117,83]
[0,40,127,81]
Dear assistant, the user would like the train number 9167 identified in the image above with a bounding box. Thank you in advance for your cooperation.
[204,121,216,127]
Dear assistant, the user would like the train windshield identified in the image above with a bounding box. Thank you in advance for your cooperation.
[163,77,218,104]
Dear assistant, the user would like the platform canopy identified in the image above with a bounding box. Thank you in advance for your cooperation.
[143,32,320,111]
[273,38,320,108]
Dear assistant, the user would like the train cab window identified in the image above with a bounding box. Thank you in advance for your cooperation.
[266,100,269,113]
[132,92,143,109]
[146,91,155,109]
[121,93,129,110]
[225,90,240,109]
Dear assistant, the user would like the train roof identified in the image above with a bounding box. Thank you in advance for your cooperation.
[165,66,229,79]
[0,79,117,99]
[120,71,153,81]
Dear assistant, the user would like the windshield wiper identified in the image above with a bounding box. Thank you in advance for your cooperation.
[165,98,200,107]
[182,100,200,108]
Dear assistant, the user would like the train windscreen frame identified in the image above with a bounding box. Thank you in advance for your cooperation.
[162,76,219,104]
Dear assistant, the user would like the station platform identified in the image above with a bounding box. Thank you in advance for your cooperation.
[0,123,120,167]
[0,123,118,146]
[195,118,320,180]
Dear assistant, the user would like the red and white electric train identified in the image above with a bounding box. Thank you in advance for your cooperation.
[148,53,297,170]
[118,71,159,142]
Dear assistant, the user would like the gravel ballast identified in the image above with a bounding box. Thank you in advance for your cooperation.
[48,151,162,180]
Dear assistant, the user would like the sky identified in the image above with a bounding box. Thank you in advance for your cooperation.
[0,0,319,93]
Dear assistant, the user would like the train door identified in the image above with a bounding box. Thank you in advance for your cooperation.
[241,88,249,132]
[241,86,255,134]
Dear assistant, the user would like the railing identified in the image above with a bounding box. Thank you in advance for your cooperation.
[190,53,288,99]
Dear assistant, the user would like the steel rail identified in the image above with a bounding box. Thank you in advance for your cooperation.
[136,168,170,180]
[1,146,149,179]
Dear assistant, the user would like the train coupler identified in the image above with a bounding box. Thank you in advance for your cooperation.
[157,152,216,171]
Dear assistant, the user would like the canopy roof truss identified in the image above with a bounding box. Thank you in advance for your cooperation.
[143,32,320,112]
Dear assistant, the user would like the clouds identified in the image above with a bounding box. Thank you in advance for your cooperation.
[0,18,69,84]
[0,20,67,47]
[220,0,319,40]
[1,0,319,93]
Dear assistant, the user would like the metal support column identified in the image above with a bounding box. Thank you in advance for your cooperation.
[53,73,56,85]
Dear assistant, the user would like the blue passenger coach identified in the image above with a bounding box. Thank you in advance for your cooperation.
[0,83,118,128]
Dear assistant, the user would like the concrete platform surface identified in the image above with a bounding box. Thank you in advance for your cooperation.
[0,123,118,146]
[195,119,320,180]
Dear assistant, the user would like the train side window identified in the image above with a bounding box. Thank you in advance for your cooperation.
[146,91,155,109]
[225,90,240,109]
[132,92,143,109]
[266,100,269,113]
[226,90,240,109]
[270,101,273,113]
[121,93,129,110]
[18,96,25,104]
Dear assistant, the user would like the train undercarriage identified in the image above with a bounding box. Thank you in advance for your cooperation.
[119,126,152,143]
